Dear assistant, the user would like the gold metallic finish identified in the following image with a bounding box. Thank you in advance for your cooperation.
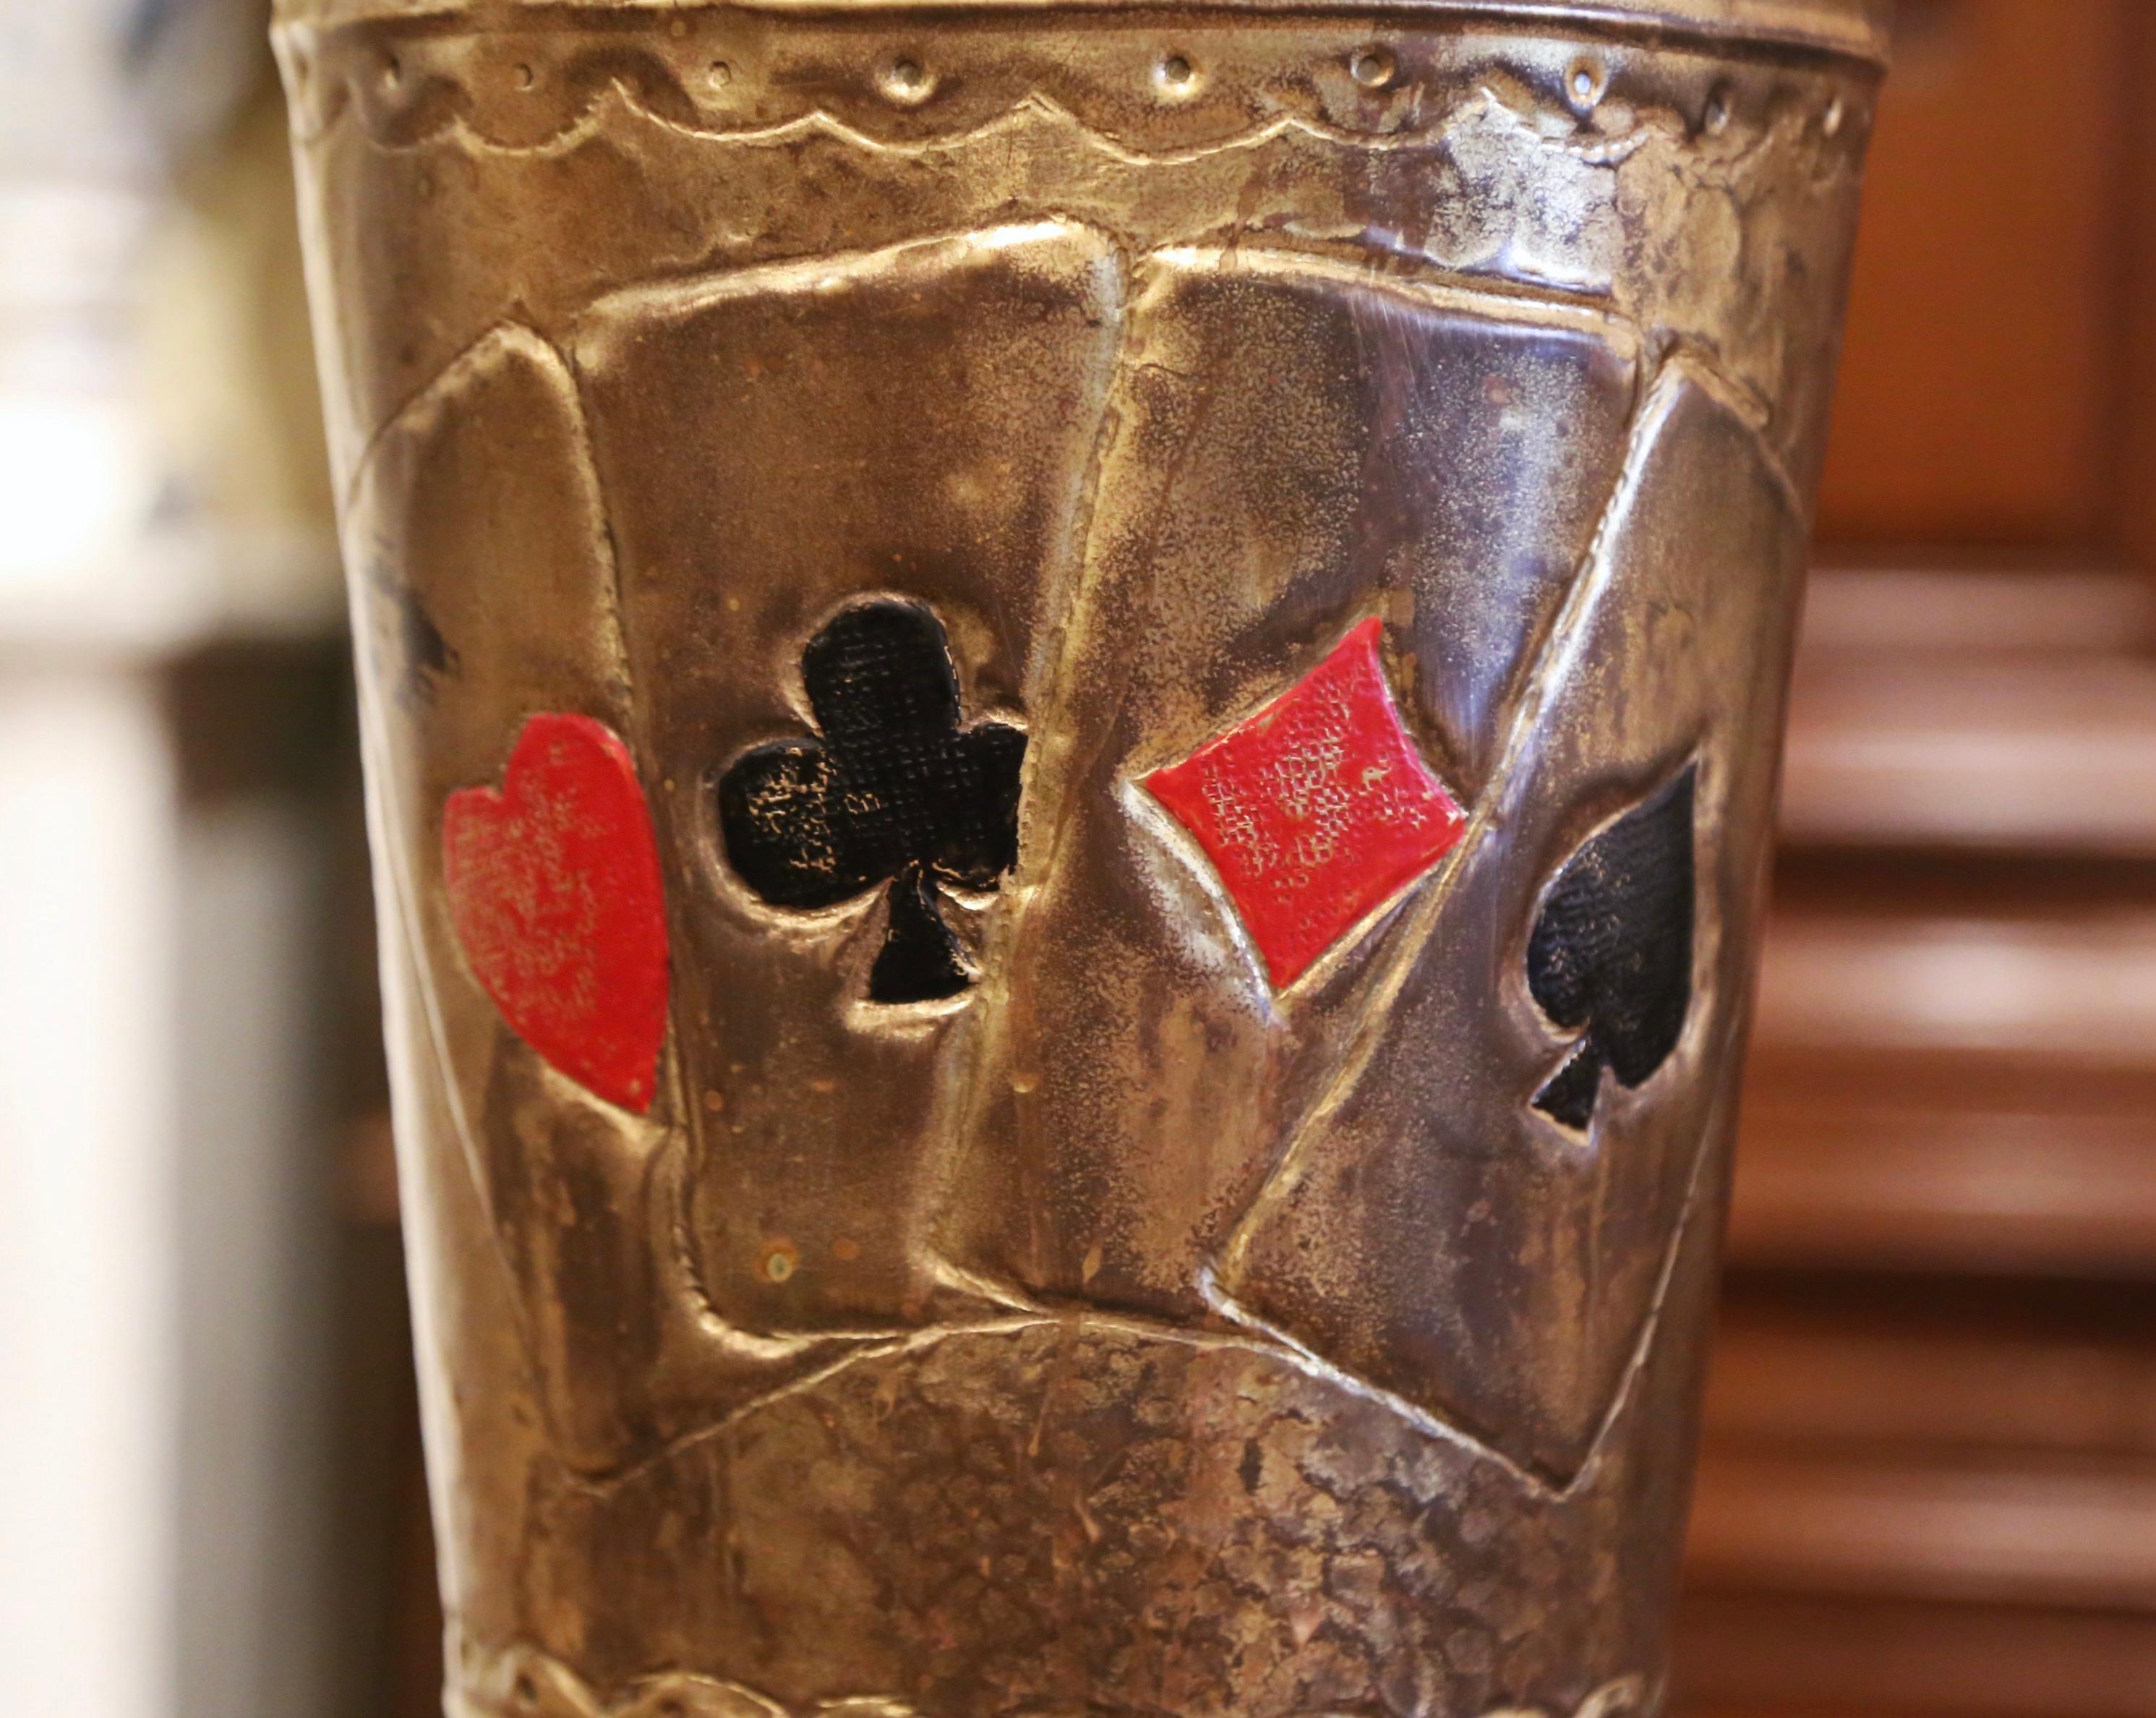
[272,0,1891,66]
[278,1,1878,1711]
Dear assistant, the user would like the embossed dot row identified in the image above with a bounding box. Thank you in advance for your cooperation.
[851,45,1406,105]
[835,44,1847,140]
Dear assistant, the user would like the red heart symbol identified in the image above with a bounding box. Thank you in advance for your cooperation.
[442,713,669,1114]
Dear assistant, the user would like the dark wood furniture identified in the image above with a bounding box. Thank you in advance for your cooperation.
[1674,4,2156,1711]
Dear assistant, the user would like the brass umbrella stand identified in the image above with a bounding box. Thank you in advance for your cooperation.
[275,1,1886,1711]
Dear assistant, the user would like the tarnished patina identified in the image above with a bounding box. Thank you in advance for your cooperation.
[276,1,1883,1711]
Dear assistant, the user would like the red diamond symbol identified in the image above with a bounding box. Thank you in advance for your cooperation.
[1144,619,1467,990]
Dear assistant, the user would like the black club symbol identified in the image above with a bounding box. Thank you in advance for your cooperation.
[717,599,1027,1004]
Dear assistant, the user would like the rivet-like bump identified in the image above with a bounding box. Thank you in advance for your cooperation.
[1351,46,1395,90]
[1704,86,1732,134]
[1155,53,1196,95]
[879,56,932,104]
[1567,55,1607,111]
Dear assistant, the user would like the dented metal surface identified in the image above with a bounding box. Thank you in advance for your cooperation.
[280,1,1877,1710]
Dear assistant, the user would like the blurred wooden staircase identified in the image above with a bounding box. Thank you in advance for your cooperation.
[1675,570,2156,1717]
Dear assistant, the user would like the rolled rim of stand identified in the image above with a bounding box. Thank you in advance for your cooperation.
[270,0,1892,69]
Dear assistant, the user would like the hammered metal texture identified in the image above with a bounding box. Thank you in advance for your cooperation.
[278,3,1880,1711]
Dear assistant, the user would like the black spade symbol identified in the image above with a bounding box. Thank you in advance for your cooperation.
[717,599,1026,1004]
[1526,765,1696,1129]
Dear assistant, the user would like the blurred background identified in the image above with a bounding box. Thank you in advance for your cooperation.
[2,1,2152,1713]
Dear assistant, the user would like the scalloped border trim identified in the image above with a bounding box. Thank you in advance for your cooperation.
[277,11,1868,163]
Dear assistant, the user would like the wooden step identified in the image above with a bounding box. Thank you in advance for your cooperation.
[1704,1294,2156,1458]
[1781,569,2156,857]
[1674,1591,2156,1718]
[1687,1446,2156,1612]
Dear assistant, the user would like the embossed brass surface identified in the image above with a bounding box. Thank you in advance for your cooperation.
[275,1,1882,1710]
